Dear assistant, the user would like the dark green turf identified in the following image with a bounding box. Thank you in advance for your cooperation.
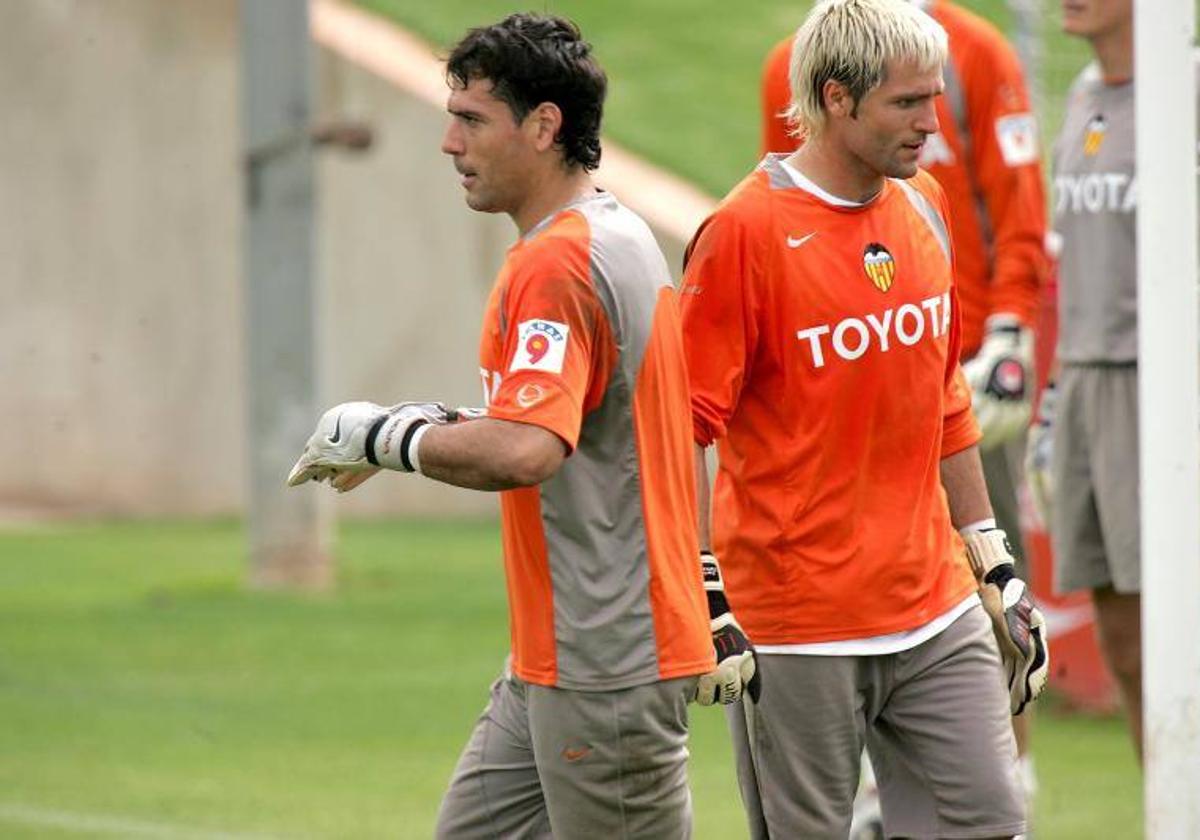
[358,0,1092,198]
[0,519,1141,837]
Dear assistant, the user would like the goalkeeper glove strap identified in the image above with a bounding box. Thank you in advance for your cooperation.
[365,415,428,473]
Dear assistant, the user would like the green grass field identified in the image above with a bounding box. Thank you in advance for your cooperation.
[360,0,1093,198]
[0,520,1141,838]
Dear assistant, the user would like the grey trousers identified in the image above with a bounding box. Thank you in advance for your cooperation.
[726,606,1025,839]
[435,666,698,839]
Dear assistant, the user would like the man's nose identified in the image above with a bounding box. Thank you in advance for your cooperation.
[441,120,463,155]
[915,101,940,135]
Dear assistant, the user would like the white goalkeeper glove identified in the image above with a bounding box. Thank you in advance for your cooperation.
[963,316,1034,450]
[694,552,762,706]
[963,529,1049,716]
[286,400,453,491]
[1024,381,1057,529]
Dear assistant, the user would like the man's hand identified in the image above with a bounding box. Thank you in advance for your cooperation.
[286,401,451,491]
[1024,381,1056,528]
[963,316,1034,450]
[963,529,1049,716]
[694,552,762,706]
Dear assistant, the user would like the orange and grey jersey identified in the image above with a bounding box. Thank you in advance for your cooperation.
[478,191,714,691]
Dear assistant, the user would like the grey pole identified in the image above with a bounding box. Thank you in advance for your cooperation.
[1006,0,1043,116]
[241,0,331,589]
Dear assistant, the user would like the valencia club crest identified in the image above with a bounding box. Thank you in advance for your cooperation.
[863,243,896,292]
[1084,114,1106,156]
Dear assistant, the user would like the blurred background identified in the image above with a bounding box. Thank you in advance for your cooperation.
[0,1,1143,837]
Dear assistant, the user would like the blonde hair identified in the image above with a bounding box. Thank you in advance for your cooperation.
[785,0,948,139]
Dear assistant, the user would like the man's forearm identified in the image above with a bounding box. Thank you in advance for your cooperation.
[418,417,566,491]
[940,444,995,529]
[693,443,713,551]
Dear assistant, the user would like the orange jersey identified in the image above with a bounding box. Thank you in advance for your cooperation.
[479,191,713,690]
[761,1,1047,356]
[680,158,980,644]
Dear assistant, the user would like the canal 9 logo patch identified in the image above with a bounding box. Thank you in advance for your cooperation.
[510,319,570,374]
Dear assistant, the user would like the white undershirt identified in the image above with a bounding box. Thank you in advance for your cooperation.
[756,594,980,657]
[778,157,872,206]
[756,157,980,657]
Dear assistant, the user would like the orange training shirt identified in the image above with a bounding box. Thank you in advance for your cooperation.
[681,159,980,644]
[479,191,714,690]
[761,1,1047,356]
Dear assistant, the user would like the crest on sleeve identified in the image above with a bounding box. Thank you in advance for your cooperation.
[995,112,1039,166]
[510,319,570,374]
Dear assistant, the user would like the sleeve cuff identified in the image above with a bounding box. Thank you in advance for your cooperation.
[941,407,982,458]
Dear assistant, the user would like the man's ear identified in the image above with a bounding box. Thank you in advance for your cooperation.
[525,102,564,152]
[822,79,857,120]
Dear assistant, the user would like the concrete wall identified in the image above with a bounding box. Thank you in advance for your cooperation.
[1,1,244,518]
[0,1,692,520]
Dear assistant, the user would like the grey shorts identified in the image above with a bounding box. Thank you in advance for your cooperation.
[1052,363,1141,593]
[726,605,1025,839]
[981,433,1028,574]
[435,664,698,839]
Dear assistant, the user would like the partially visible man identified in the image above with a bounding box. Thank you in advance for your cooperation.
[762,0,1049,818]
[682,1,1048,837]
[287,14,716,837]
[1027,0,1145,761]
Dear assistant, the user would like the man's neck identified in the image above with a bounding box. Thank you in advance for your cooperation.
[1090,25,1133,84]
[785,139,884,205]
[513,168,597,236]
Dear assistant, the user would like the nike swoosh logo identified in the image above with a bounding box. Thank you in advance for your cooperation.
[328,415,343,444]
[787,232,818,249]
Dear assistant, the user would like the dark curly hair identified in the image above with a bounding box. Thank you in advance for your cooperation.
[446,13,606,171]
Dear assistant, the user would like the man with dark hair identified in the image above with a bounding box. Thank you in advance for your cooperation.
[286,13,717,838]
[445,14,604,173]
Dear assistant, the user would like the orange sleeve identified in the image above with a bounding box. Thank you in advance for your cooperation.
[761,37,798,155]
[679,205,764,447]
[915,170,982,457]
[954,20,1047,327]
[942,266,982,457]
[487,240,612,451]
[942,341,982,456]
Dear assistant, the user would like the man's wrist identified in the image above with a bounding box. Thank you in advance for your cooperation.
[700,551,723,590]
[984,313,1024,332]
[405,423,432,474]
[983,561,1017,589]
[962,528,1016,581]
[365,412,431,473]
[959,517,997,535]
[364,414,390,466]
[700,551,732,618]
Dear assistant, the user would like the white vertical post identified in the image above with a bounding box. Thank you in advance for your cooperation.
[1135,0,1200,835]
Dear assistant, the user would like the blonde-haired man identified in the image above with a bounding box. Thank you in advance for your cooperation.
[680,1,1048,836]
[764,1,1050,832]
